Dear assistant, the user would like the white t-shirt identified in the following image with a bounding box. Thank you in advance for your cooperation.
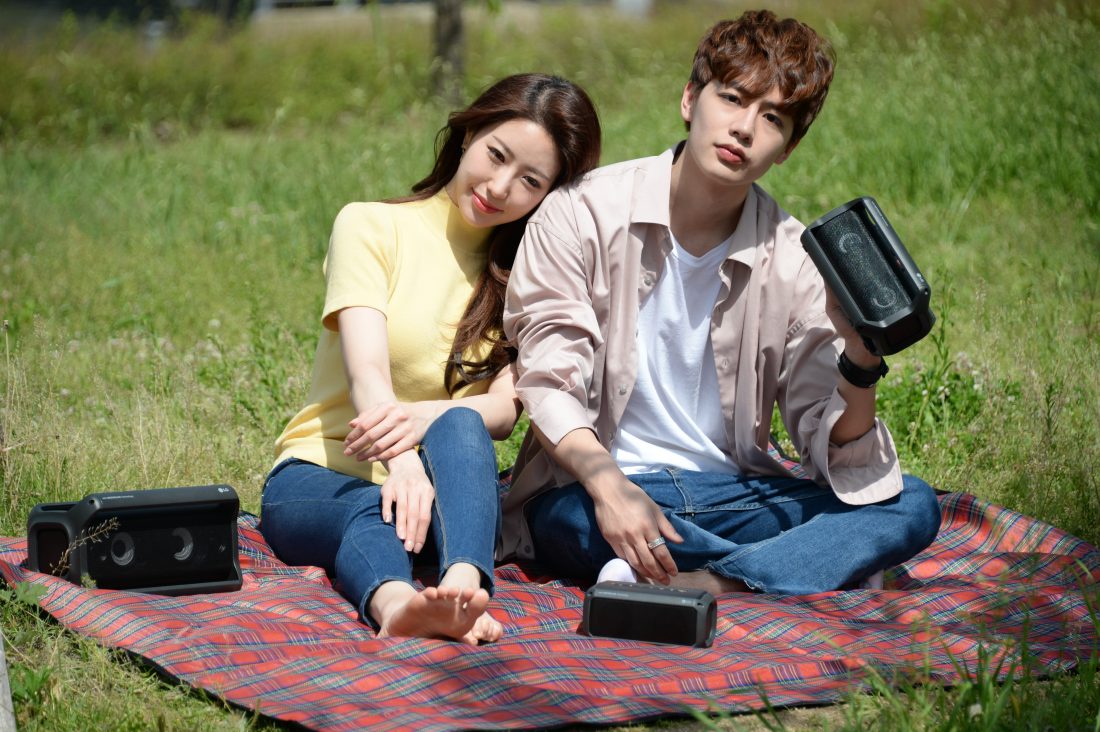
[611,233,740,475]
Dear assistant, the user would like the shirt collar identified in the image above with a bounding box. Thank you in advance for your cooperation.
[726,185,759,269]
[632,144,679,228]
[635,142,761,269]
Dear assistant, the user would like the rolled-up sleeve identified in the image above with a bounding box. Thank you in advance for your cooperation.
[504,193,605,445]
[780,261,903,505]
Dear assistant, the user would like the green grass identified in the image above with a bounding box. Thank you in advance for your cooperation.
[1,0,1099,729]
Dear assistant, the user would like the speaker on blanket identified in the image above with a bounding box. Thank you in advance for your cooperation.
[26,484,242,596]
[801,196,935,356]
[583,582,717,647]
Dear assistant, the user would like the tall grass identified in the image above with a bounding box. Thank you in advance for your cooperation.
[1,0,1098,729]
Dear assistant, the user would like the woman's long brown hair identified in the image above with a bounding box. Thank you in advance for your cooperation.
[388,74,601,394]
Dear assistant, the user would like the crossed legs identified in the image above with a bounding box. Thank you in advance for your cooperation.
[530,469,941,594]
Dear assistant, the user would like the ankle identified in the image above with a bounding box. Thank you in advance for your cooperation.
[369,580,416,628]
[439,562,482,591]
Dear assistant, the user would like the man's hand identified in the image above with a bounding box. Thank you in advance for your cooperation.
[824,285,881,369]
[380,451,435,553]
[590,475,683,584]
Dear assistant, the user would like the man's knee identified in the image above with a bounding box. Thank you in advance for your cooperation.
[899,474,943,550]
[531,486,598,536]
[529,486,612,576]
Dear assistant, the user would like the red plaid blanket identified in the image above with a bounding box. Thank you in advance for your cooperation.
[2,492,1098,731]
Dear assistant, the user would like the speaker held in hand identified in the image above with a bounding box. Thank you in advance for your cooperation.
[27,484,243,596]
[801,196,935,355]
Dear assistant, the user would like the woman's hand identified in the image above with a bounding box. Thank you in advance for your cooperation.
[380,451,435,553]
[344,401,438,463]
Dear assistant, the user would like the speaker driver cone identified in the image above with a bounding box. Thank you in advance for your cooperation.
[171,527,194,561]
[110,532,136,566]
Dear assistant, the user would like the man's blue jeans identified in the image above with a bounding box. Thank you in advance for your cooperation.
[260,407,500,625]
[528,470,941,594]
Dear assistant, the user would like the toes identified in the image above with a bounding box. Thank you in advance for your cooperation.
[471,613,503,643]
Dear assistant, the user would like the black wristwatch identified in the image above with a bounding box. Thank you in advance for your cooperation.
[837,351,889,388]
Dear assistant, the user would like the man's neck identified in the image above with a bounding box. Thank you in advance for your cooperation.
[668,149,750,257]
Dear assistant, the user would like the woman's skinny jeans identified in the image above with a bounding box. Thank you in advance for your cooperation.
[260,407,500,626]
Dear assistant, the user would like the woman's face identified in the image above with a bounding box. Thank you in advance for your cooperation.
[446,118,561,228]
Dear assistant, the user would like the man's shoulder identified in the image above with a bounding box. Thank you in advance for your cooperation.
[751,184,807,249]
[528,154,667,247]
[535,154,661,213]
[583,153,662,184]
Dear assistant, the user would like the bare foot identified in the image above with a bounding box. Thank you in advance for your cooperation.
[467,612,503,644]
[377,585,491,645]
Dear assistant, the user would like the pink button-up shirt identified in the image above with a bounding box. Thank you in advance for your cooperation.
[500,146,902,560]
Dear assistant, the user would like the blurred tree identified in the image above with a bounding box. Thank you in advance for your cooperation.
[432,0,501,105]
[433,0,464,104]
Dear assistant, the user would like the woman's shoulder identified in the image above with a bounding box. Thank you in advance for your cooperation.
[334,196,442,230]
[334,199,398,225]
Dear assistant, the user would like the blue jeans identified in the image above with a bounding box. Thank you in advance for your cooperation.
[260,407,500,625]
[528,470,941,594]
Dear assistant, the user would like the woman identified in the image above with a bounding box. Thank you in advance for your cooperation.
[260,74,601,645]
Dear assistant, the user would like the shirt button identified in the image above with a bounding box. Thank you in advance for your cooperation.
[721,359,730,369]
[618,384,628,395]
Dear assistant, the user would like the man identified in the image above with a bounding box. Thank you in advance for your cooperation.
[501,10,941,594]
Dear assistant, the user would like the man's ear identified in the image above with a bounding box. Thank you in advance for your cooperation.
[680,82,697,126]
[775,137,801,165]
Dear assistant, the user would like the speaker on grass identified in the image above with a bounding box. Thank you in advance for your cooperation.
[26,484,242,596]
[801,196,935,355]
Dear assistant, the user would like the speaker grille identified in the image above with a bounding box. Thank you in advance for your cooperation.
[587,596,699,645]
[815,209,912,321]
[84,505,237,590]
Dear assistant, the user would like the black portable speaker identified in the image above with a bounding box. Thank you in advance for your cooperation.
[801,196,935,355]
[27,484,242,596]
[582,581,717,647]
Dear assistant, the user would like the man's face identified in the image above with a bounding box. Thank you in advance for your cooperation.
[680,80,797,189]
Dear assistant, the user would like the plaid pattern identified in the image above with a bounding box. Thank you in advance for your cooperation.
[2,491,1098,731]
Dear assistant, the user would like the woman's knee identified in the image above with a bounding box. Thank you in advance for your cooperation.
[418,405,492,462]
[421,406,491,452]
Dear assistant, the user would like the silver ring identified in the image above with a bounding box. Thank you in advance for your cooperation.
[646,537,666,551]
